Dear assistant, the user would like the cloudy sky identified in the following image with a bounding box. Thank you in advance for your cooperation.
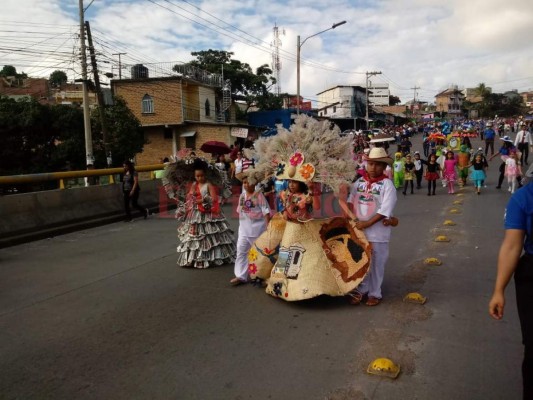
[2,0,533,104]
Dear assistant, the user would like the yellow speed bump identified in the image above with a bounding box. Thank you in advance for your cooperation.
[424,257,442,265]
[403,292,427,304]
[449,208,461,214]
[435,235,450,242]
[367,358,400,379]
[456,193,464,196]
[453,200,463,205]
[443,220,456,226]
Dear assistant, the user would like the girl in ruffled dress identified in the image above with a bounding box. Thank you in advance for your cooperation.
[175,159,236,268]
[505,152,522,194]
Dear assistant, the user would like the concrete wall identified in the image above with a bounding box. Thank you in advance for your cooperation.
[0,180,162,242]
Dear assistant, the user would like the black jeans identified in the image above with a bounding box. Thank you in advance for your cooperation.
[514,253,533,399]
[518,143,529,165]
[123,189,145,219]
[485,139,495,156]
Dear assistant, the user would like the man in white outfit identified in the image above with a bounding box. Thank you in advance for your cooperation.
[514,121,532,165]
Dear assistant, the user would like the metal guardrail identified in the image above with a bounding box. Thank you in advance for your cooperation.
[0,164,165,189]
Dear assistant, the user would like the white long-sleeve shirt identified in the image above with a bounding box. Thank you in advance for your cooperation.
[514,130,532,147]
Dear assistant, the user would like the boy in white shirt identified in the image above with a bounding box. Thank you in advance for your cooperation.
[347,147,397,306]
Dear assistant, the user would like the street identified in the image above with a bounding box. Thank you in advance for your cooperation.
[0,135,524,400]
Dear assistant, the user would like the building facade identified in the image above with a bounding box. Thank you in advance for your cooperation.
[112,76,251,165]
[435,86,465,116]
[316,85,367,120]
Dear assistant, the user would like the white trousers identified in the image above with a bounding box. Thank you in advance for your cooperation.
[234,235,258,281]
[357,242,389,299]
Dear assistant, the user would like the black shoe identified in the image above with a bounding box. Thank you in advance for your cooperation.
[411,191,414,194]
[402,191,406,195]
[427,193,431,196]
[496,186,501,189]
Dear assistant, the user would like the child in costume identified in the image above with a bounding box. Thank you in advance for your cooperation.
[413,151,426,189]
[505,152,522,194]
[402,154,415,195]
[457,145,471,187]
[231,168,271,285]
[347,147,398,306]
[163,156,236,268]
[392,152,405,189]
[245,115,372,301]
[281,180,314,222]
[468,153,487,195]
[443,150,458,194]
[425,153,441,196]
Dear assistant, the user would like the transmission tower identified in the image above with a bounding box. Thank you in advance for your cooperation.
[271,24,284,96]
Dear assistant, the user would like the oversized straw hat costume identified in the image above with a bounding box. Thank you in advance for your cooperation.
[245,115,372,301]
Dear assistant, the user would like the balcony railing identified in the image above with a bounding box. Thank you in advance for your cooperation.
[183,107,200,121]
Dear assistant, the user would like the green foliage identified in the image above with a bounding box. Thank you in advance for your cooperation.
[0,65,27,79]
[0,95,145,176]
[389,95,401,106]
[91,96,145,166]
[49,70,68,88]
[176,50,279,113]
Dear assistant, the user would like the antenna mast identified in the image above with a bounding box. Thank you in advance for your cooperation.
[271,24,284,96]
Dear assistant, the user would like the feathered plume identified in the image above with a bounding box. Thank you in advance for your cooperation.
[245,115,356,194]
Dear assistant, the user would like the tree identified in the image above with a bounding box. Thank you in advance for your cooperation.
[0,65,27,79]
[389,95,401,106]
[175,50,278,112]
[49,70,68,88]
[91,96,145,166]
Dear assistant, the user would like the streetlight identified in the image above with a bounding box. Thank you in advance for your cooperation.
[296,20,346,115]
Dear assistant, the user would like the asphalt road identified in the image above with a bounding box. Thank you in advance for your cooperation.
[0,135,524,400]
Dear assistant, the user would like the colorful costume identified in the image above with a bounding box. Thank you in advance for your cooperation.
[245,115,372,301]
[392,153,405,189]
[163,153,236,268]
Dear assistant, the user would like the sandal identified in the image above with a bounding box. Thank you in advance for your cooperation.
[365,296,381,306]
[230,277,246,286]
[348,291,364,305]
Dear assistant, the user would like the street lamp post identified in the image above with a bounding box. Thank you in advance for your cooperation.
[296,20,346,115]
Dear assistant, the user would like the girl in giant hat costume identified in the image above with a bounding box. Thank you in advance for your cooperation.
[162,150,236,268]
[245,115,372,301]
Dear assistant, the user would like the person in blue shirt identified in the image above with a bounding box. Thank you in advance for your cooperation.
[489,183,533,399]
[484,121,496,156]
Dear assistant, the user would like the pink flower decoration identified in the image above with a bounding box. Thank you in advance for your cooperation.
[289,152,304,166]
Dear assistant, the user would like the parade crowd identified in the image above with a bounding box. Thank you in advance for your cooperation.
[127,113,531,398]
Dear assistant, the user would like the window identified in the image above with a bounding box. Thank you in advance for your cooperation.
[185,136,196,149]
[205,99,211,117]
[333,106,337,113]
[142,94,154,114]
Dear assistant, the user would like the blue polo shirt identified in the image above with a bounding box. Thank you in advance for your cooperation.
[505,184,533,255]
[484,128,496,140]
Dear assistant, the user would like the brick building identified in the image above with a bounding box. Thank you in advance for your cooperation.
[0,77,51,104]
[112,76,255,165]
[435,86,465,116]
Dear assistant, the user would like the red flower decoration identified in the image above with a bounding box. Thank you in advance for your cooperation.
[263,247,274,255]
[248,263,258,275]
[289,152,304,166]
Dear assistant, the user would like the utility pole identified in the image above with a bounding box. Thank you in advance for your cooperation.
[365,71,381,129]
[86,21,111,167]
[411,85,420,119]
[79,0,93,174]
[112,52,126,79]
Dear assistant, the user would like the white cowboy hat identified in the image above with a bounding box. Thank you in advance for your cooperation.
[500,136,513,143]
[366,147,393,165]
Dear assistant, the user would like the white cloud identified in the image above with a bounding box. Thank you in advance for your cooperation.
[2,0,533,103]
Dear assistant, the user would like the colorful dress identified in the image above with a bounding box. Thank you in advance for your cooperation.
[443,159,457,183]
[176,182,236,268]
[393,159,405,188]
[470,160,486,186]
